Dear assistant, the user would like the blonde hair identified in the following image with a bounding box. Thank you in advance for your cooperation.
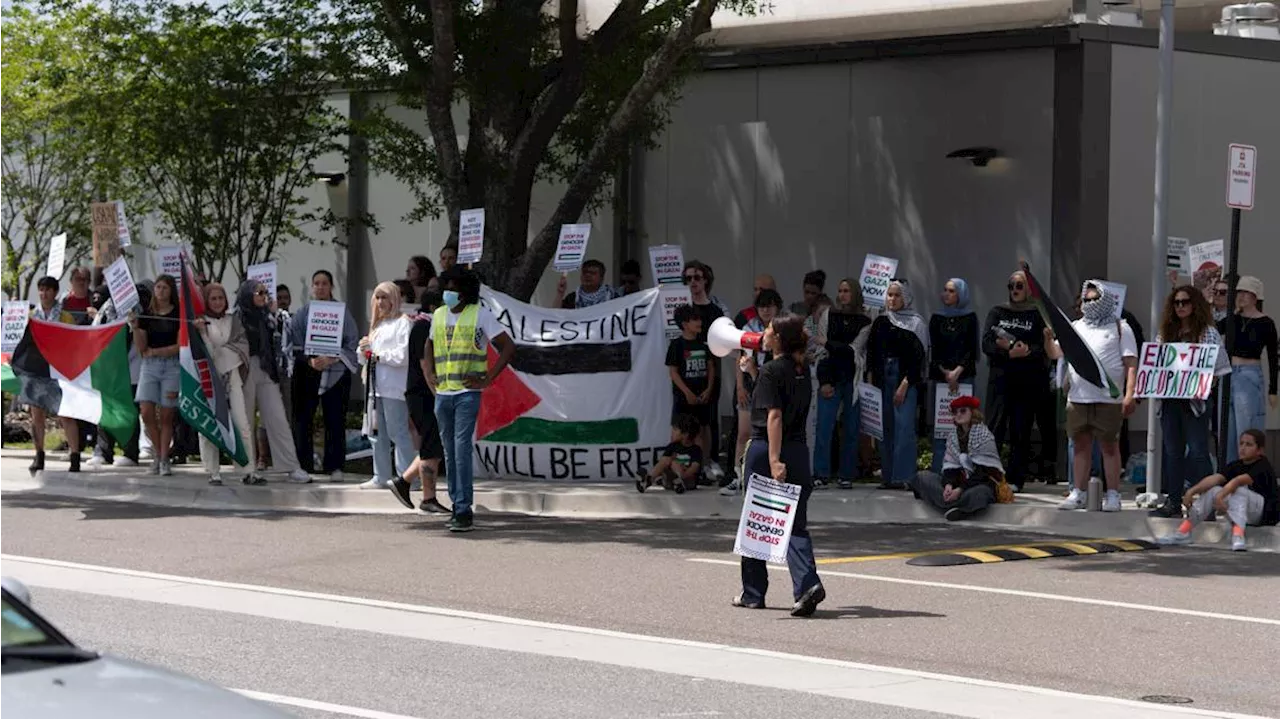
[370,281,403,327]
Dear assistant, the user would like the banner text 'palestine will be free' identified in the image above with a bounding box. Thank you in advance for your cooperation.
[470,287,673,481]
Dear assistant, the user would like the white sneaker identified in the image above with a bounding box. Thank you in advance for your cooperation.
[1156,531,1192,546]
[1058,489,1086,510]
[115,457,138,467]
[1231,533,1247,551]
[140,450,154,461]
[158,460,172,477]
[85,455,106,467]
[360,477,390,489]
[329,470,344,483]
[719,479,742,497]
[287,469,312,484]
[1102,490,1122,512]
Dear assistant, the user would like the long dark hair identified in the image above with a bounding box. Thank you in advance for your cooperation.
[409,255,436,286]
[151,274,177,312]
[771,313,808,362]
[1160,284,1213,342]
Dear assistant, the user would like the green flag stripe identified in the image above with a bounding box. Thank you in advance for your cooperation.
[89,329,138,447]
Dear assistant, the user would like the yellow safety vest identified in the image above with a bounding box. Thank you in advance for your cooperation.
[432,304,488,393]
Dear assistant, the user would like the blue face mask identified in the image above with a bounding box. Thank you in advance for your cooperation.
[442,290,461,309]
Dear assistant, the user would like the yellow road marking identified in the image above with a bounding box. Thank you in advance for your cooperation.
[1056,542,1100,555]
[1004,546,1053,559]
[817,538,1143,565]
[956,551,1005,563]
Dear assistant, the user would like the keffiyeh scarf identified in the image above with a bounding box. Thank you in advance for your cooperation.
[943,422,1004,475]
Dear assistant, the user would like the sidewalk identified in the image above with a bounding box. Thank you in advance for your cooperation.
[2,450,1276,551]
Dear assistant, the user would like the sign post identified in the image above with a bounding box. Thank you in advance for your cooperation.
[1219,143,1257,469]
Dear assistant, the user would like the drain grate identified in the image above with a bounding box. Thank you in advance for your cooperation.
[1141,695,1194,705]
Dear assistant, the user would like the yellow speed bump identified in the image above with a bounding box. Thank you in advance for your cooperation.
[904,539,1160,567]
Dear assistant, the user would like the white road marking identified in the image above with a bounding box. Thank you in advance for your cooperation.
[3,554,1269,719]
[687,558,1280,627]
[233,689,424,719]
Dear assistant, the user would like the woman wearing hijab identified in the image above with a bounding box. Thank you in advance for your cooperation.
[982,269,1049,491]
[867,279,929,490]
[237,280,311,484]
[813,278,873,489]
[195,283,255,485]
[929,278,981,474]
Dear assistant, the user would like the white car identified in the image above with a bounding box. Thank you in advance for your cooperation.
[1,577,291,718]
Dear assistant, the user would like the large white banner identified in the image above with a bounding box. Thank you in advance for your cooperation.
[474,287,672,481]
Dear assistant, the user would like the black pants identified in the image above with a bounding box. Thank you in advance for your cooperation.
[292,359,351,473]
[987,372,1047,489]
[96,386,140,462]
[1033,383,1059,478]
[739,440,820,604]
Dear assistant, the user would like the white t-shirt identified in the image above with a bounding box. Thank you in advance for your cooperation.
[436,305,509,396]
[1066,319,1137,404]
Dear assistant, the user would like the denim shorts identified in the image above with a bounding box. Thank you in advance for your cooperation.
[136,356,181,408]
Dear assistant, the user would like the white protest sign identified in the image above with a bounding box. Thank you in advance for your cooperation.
[732,473,803,564]
[115,201,132,248]
[933,383,975,440]
[46,233,68,280]
[858,382,883,440]
[1226,143,1257,210]
[648,244,685,286]
[859,254,898,308]
[304,300,347,356]
[1135,342,1222,401]
[458,208,485,265]
[659,286,692,339]
[1188,240,1225,298]
[104,256,140,316]
[154,245,184,282]
[247,261,277,300]
[1098,280,1126,321]
[2,302,29,353]
[1167,237,1189,274]
[553,224,591,273]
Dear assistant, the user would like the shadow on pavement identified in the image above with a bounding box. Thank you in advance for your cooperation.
[0,494,329,523]
[1051,546,1280,579]
[817,605,947,620]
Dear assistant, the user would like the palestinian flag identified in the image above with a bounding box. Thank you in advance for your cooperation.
[1021,263,1120,399]
[177,255,248,465]
[2,353,21,396]
[750,492,792,514]
[8,319,137,444]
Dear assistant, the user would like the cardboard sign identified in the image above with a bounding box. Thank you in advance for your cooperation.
[304,300,346,356]
[553,224,591,273]
[155,246,184,283]
[859,254,898,308]
[1098,280,1126,321]
[858,382,883,441]
[2,302,29,353]
[933,383,975,440]
[1167,237,1189,274]
[658,286,692,340]
[46,233,68,280]
[247,261,277,300]
[104,256,140,316]
[1188,240,1225,298]
[648,244,685,286]
[732,473,802,564]
[90,202,122,266]
[1135,342,1221,401]
[1226,143,1257,210]
[458,208,485,265]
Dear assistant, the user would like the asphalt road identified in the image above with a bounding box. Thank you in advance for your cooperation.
[3,491,1278,718]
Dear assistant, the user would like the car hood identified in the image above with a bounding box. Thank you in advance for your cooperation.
[1,653,291,719]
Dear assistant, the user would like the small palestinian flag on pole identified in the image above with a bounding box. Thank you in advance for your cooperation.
[1021,262,1121,399]
[177,254,249,464]
[8,319,137,444]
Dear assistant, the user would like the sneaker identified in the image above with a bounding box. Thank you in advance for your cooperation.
[1156,531,1193,546]
[360,477,390,489]
[1149,501,1182,519]
[149,460,161,476]
[328,470,344,483]
[718,478,742,496]
[813,478,829,490]
[85,455,107,468]
[944,507,967,522]
[1058,489,1085,510]
[731,593,764,609]
[1231,533,1247,551]
[1102,490,1122,512]
[242,473,267,486]
[449,513,475,533]
[635,473,649,494]
[419,497,451,514]
[208,475,223,486]
[388,477,414,509]
[116,457,138,468]
[158,460,172,477]
[791,583,826,618]
[838,479,854,489]
[287,469,312,484]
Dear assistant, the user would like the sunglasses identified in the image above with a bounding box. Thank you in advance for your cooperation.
[1173,298,1192,307]
[682,274,704,283]
[1008,282,1026,291]
[1214,289,1228,296]
[255,289,270,297]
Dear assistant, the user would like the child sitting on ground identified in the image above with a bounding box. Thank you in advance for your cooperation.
[637,414,703,494]
[666,304,715,460]
[1157,429,1278,551]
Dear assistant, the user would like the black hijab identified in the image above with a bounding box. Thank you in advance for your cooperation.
[237,280,277,380]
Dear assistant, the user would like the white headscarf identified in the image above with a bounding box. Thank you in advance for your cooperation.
[886,279,930,352]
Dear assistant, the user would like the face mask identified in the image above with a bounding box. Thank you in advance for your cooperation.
[442,290,461,309]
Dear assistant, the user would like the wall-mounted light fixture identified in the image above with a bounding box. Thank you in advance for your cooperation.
[945,147,1000,167]
[311,171,347,186]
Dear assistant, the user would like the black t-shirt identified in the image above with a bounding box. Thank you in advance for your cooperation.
[666,336,711,397]
[663,442,703,474]
[139,305,181,349]
[405,316,433,397]
[1223,456,1279,525]
[691,301,724,343]
[750,356,811,443]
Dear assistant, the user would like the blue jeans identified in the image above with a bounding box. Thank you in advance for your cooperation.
[1159,399,1212,504]
[371,397,416,483]
[739,440,820,604]
[814,380,858,479]
[1226,365,1266,463]
[880,359,918,486]
[436,391,482,516]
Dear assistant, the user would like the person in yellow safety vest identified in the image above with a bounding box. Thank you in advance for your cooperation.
[422,268,515,533]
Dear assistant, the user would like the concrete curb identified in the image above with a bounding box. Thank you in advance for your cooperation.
[4,463,1276,552]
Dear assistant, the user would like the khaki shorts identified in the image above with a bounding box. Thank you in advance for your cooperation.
[1065,402,1124,442]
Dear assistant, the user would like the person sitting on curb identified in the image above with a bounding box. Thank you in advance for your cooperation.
[636,414,703,494]
[910,395,1012,521]
[1156,429,1278,551]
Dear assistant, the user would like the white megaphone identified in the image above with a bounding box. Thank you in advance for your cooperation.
[708,316,764,358]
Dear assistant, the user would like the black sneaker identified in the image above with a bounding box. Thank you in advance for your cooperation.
[813,477,829,489]
[791,583,826,618]
[1149,501,1182,519]
[419,497,451,514]
[944,507,967,522]
[449,513,474,533]
[388,476,414,509]
[68,452,80,474]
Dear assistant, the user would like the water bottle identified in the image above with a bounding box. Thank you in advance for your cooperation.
[1086,475,1103,512]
